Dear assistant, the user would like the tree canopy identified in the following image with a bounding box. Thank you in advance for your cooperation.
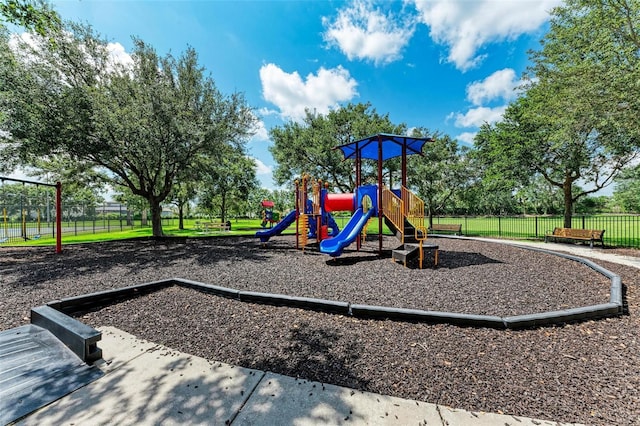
[1,22,256,236]
[269,102,406,192]
[474,0,639,227]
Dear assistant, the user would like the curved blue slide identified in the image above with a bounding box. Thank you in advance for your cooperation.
[319,207,375,257]
[255,210,297,242]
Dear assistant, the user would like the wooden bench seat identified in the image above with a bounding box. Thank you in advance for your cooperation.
[202,222,230,232]
[545,227,605,248]
[428,223,462,235]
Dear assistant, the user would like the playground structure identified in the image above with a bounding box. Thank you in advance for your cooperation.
[0,177,62,253]
[255,133,438,267]
[259,200,281,229]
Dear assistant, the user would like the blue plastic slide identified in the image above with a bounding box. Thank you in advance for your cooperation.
[255,210,297,242]
[319,207,375,257]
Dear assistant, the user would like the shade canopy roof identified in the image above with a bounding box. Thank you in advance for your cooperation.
[335,133,432,161]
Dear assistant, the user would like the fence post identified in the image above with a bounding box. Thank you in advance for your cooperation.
[55,182,62,253]
[498,216,501,237]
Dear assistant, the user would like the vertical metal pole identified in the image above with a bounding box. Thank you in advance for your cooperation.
[401,138,407,188]
[295,180,299,250]
[378,135,383,254]
[55,182,62,253]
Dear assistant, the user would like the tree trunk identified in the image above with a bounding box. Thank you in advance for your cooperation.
[178,204,184,230]
[220,193,227,224]
[149,200,164,237]
[563,179,573,228]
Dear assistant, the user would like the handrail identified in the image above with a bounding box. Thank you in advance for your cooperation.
[382,186,404,242]
[311,179,321,215]
[401,186,424,229]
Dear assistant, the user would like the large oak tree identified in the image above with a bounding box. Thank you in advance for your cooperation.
[1,23,255,236]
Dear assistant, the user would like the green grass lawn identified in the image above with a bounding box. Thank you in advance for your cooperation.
[2,214,638,248]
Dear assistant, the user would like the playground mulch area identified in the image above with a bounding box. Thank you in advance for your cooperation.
[1,235,639,425]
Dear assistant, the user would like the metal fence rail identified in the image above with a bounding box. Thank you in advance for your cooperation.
[0,202,175,243]
[431,215,640,249]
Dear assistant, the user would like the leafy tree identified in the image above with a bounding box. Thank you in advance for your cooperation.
[514,176,563,215]
[246,187,272,218]
[271,189,294,213]
[574,195,611,214]
[0,0,61,36]
[406,128,471,226]
[613,166,640,213]
[499,0,640,227]
[474,85,638,227]
[529,0,640,146]
[269,102,406,192]
[197,147,258,223]
[169,176,197,230]
[1,23,255,236]
[113,186,154,226]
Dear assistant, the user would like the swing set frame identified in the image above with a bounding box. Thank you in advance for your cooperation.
[0,177,63,253]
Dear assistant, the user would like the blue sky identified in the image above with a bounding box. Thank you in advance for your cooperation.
[48,0,562,190]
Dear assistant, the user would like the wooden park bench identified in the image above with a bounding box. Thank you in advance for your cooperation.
[202,222,231,232]
[544,227,605,248]
[428,223,462,235]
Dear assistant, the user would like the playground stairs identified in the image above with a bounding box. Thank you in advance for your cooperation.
[391,242,421,267]
[384,216,421,243]
[385,217,427,267]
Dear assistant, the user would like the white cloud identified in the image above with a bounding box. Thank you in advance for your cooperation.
[250,119,269,143]
[323,0,415,66]
[251,157,273,176]
[466,68,523,106]
[10,32,133,76]
[105,42,134,72]
[450,105,506,128]
[413,0,561,71]
[259,63,358,121]
[455,132,477,145]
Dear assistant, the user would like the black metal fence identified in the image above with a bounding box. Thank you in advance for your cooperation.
[0,202,175,243]
[430,215,639,249]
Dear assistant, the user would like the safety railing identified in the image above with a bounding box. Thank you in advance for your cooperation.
[382,186,404,241]
[311,178,321,215]
[401,186,424,230]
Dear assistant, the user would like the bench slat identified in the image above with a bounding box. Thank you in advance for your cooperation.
[545,227,605,248]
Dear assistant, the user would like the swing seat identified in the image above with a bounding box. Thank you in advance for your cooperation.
[33,235,41,240]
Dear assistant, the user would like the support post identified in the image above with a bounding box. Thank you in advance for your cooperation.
[378,135,383,254]
[55,181,62,254]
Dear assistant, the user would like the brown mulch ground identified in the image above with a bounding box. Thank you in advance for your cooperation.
[1,236,639,425]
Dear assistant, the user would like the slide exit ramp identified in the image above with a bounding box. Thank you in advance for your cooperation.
[319,207,375,257]
[255,210,297,242]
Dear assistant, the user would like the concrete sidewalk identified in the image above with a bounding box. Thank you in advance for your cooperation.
[472,237,640,269]
[17,327,582,426]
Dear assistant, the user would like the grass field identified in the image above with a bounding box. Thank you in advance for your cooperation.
[2,214,638,248]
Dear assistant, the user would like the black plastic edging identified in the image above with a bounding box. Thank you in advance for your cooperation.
[31,305,102,363]
[47,279,174,314]
[238,290,350,314]
[174,278,240,299]
[349,304,505,329]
